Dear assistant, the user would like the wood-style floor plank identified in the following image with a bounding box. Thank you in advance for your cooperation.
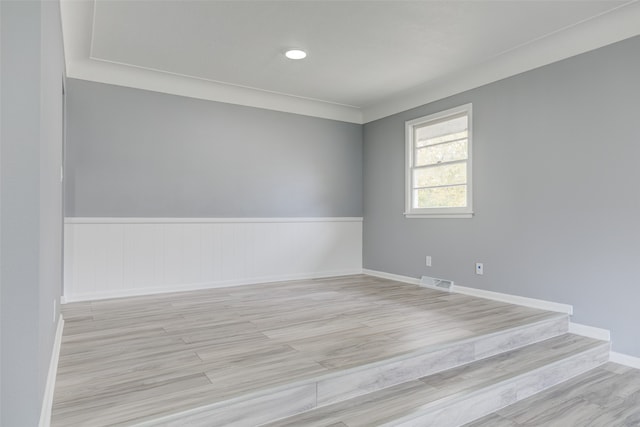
[264,334,609,427]
[466,362,640,427]
[52,274,562,426]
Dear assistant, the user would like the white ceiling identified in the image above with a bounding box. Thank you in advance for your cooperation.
[61,0,640,123]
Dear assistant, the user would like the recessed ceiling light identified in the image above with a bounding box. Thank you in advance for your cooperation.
[285,49,307,60]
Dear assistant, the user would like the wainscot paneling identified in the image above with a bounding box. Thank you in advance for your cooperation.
[63,218,363,302]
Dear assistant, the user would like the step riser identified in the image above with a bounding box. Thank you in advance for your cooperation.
[318,315,568,406]
[474,315,568,360]
[139,316,568,426]
[317,341,474,407]
[387,343,610,427]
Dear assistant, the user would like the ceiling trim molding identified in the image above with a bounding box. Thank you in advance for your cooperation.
[60,0,640,125]
[67,58,364,123]
[362,0,640,123]
[60,0,363,123]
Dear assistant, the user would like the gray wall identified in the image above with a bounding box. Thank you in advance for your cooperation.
[363,35,640,357]
[65,79,363,218]
[0,1,65,425]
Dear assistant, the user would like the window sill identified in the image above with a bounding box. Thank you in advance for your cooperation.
[404,212,474,219]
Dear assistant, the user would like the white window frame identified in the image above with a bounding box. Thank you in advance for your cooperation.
[405,104,473,219]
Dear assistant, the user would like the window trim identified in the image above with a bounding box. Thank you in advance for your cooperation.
[404,103,473,219]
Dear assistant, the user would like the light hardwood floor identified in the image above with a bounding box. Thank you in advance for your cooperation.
[264,333,609,427]
[465,362,640,427]
[52,274,562,426]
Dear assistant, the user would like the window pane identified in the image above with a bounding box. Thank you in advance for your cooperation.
[413,163,466,188]
[414,185,467,208]
[415,115,468,148]
[415,139,467,167]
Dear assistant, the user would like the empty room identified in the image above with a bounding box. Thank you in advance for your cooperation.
[2,0,640,426]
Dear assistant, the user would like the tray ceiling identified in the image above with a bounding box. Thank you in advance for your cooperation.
[61,1,640,123]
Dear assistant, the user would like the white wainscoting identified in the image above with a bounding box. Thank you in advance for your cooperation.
[64,217,363,302]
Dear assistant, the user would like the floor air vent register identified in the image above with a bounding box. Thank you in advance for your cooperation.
[420,275,454,292]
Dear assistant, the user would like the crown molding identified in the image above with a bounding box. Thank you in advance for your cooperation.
[61,0,640,125]
[362,1,640,123]
[59,0,363,123]
[66,58,363,123]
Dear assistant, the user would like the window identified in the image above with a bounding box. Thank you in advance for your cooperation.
[405,104,473,218]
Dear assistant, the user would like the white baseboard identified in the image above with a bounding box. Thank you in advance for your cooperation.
[63,269,363,303]
[610,351,640,369]
[362,268,420,285]
[39,314,64,427]
[568,322,611,341]
[454,285,573,315]
[362,268,573,315]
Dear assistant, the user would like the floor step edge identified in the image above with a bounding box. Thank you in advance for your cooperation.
[386,342,610,427]
[134,315,569,426]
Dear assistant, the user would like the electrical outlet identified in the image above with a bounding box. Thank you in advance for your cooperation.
[475,262,484,275]
[426,256,432,267]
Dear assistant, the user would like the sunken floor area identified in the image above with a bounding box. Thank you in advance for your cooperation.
[52,275,591,425]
